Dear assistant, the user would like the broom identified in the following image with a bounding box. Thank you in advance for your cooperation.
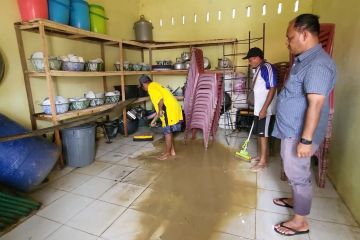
[235,121,254,161]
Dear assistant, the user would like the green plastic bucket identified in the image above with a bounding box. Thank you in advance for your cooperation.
[89,4,108,34]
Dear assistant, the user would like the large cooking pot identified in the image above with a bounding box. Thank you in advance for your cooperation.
[133,15,153,42]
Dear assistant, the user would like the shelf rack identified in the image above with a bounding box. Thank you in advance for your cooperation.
[14,19,237,165]
[222,23,266,145]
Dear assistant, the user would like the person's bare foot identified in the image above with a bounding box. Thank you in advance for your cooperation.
[274,218,309,236]
[157,153,170,160]
[250,163,267,172]
[250,156,260,162]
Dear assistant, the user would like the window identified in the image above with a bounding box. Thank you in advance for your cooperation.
[294,0,299,12]
[277,3,282,14]
[246,6,251,17]
[232,8,236,19]
[262,4,267,16]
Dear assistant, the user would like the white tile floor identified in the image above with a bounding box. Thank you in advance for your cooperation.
[1,129,360,240]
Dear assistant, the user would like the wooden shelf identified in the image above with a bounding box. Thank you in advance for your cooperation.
[15,19,148,49]
[27,70,124,77]
[26,70,223,77]
[124,70,188,75]
[151,70,188,75]
[34,96,185,122]
[148,39,237,49]
[34,102,122,122]
[132,96,184,104]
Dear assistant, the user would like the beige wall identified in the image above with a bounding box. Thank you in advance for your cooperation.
[0,0,139,128]
[313,0,360,223]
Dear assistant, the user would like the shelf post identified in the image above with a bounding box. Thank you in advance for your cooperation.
[100,43,108,92]
[39,22,64,166]
[119,41,128,136]
[14,24,37,130]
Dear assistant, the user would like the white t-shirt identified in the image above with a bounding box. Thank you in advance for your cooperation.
[252,62,278,116]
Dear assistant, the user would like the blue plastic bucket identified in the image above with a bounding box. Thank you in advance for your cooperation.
[70,0,90,30]
[0,114,60,192]
[49,0,70,24]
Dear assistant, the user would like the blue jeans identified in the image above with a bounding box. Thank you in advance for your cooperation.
[162,122,182,135]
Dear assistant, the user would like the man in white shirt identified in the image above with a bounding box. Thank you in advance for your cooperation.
[243,47,277,172]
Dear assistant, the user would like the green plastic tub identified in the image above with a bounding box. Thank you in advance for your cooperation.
[89,4,108,34]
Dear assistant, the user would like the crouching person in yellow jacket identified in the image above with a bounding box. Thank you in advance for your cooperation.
[139,75,183,160]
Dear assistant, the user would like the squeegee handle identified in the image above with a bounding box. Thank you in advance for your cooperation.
[247,121,255,141]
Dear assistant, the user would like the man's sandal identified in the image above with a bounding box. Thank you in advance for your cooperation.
[274,222,309,236]
[273,198,293,208]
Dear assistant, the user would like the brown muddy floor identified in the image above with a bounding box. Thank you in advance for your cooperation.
[131,138,257,240]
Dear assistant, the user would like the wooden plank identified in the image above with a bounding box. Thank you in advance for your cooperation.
[103,41,120,46]
[14,21,39,30]
[27,71,123,77]
[39,23,57,124]
[42,19,120,42]
[39,22,64,166]
[149,39,237,49]
[124,71,151,75]
[34,102,120,122]
[122,40,149,48]
[150,70,187,75]
[119,42,128,136]
[66,34,87,40]
[14,25,37,130]
[131,96,184,104]
[100,43,108,92]
[16,20,237,51]
[16,19,120,43]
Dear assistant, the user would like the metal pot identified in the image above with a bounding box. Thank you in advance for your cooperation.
[133,15,153,42]
[218,58,233,69]
[203,57,211,69]
[184,61,190,70]
[181,52,191,62]
[174,62,185,70]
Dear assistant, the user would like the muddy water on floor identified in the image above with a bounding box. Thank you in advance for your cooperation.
[133,139,256,240]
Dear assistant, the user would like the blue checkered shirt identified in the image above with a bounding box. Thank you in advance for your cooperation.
[272,44,337,144]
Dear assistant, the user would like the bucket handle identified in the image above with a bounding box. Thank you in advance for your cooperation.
[90,11,109,20]
[51,0,71,9]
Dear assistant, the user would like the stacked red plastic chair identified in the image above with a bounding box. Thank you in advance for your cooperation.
[184,48,223,148]
[183,48,204,138]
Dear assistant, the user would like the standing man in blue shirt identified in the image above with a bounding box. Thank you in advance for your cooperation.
[272,14,336,236]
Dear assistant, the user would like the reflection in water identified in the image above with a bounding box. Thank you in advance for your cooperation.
[133,139,256,240]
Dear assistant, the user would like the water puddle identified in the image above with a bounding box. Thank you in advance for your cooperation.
[132,138,256,240]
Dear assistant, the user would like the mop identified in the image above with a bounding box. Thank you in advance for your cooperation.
[235,121,254,161]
